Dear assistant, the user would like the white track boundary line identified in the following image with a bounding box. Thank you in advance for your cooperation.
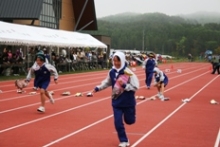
[42,115,113,147]
[214,128,220,147]
[0,96,110,133]
[131,75,219,147]
[0,66,206,102]
[0,63,195,87]
[0,64,202,90]
[41,72,210,147]
[0,71,207,133]
[0,68,207,113]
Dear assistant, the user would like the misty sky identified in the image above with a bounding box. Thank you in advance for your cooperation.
[94,0,220,18]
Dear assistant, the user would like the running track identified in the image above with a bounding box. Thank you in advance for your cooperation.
[0,62,219,147]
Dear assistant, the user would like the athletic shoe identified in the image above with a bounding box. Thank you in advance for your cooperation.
[37,106,45,112]
[48,92,55,104]
[119,140,130,147]
[33,87,38,91]
[161,98,170,101]
[157,93,161,98]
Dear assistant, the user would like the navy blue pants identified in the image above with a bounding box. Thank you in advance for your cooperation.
[113,106,136,142]
[145,72,154,87]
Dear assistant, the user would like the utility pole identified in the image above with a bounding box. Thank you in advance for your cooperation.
[142,29,145,52]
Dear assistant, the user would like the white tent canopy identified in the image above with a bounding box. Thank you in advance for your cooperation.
[0,21,107,48]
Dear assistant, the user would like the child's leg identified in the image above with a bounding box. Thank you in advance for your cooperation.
[113,107,128,143]
[40,89,47,107]
[159,83,169,101]
[45,91,50,99]
[160,83,165,96]
[158,83,165,100]
[145,72,148,87]
[124,106,136,125]
[45,90,55,104]
[157,86,161,97]
[146,72,154,88]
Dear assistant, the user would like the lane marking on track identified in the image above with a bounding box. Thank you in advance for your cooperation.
[0,67,206,102]
[0,71,208,134]
[0,68,208,113]
[131,75,219,147]
[0,65,203,90]
[214,127,220,147]
[41,72,210,147]
[0,96,110,133]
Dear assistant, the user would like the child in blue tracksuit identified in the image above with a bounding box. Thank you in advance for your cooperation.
[153,67,169,101]
[27,51,49,90]
[93,51,139,147]
[142,53,157,89]
[26,54,58,112]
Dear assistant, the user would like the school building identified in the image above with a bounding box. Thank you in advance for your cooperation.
[0,0,111,49]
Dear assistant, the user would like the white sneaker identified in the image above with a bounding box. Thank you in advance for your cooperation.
[119,141,130,147]
[37,106,45,112]
[161,97,170,101]
[17,89,22,93]
[157,93,161,98]
[48,91,55,104]
[33,87,38,91]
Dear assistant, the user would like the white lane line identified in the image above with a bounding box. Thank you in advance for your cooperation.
[41,72,209,147]
[0,68,206,113]
[131,75,219,147]
[214,128,220,147]
[0,71,204,133]
[0,70,110,87]
[0,65,201,89]
[0,67,206,102]
[0,96,110,133]
[42,115,113,147]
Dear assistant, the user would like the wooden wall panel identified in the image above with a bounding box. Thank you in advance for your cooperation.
[59,0,75,31]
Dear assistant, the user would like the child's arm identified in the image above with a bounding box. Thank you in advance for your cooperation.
[159,71,165,82]
[121,69,139,91]
[142,58,148,69]
[26,68,33,82]
[25,62,37,81]
[94,74,111,92]
[45,64,58,82]
[154,58,158,66]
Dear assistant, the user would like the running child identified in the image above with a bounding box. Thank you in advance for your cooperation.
[153,67,169,101]
[93,51,139,147]
[26,53,58,112]
[26,50,49,90]
[142,53,157,89]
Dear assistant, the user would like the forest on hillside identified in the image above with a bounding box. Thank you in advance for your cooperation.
[84,12,220,57]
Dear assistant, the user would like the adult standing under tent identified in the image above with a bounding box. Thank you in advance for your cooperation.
[142,53,157,89]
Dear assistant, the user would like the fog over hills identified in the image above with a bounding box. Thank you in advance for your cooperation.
[99,11,220,24]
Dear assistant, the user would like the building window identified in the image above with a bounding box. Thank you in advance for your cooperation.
[39,0,61,29]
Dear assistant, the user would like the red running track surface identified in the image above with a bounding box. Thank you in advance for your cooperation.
[0,62,219,147]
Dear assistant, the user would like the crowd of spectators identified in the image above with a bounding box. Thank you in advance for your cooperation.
[0,46,147,76]
[0,48,24,76]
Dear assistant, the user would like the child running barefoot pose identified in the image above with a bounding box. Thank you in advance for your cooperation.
[93,51,139,147]
[153,67,169,101]
[26,54,58,112]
